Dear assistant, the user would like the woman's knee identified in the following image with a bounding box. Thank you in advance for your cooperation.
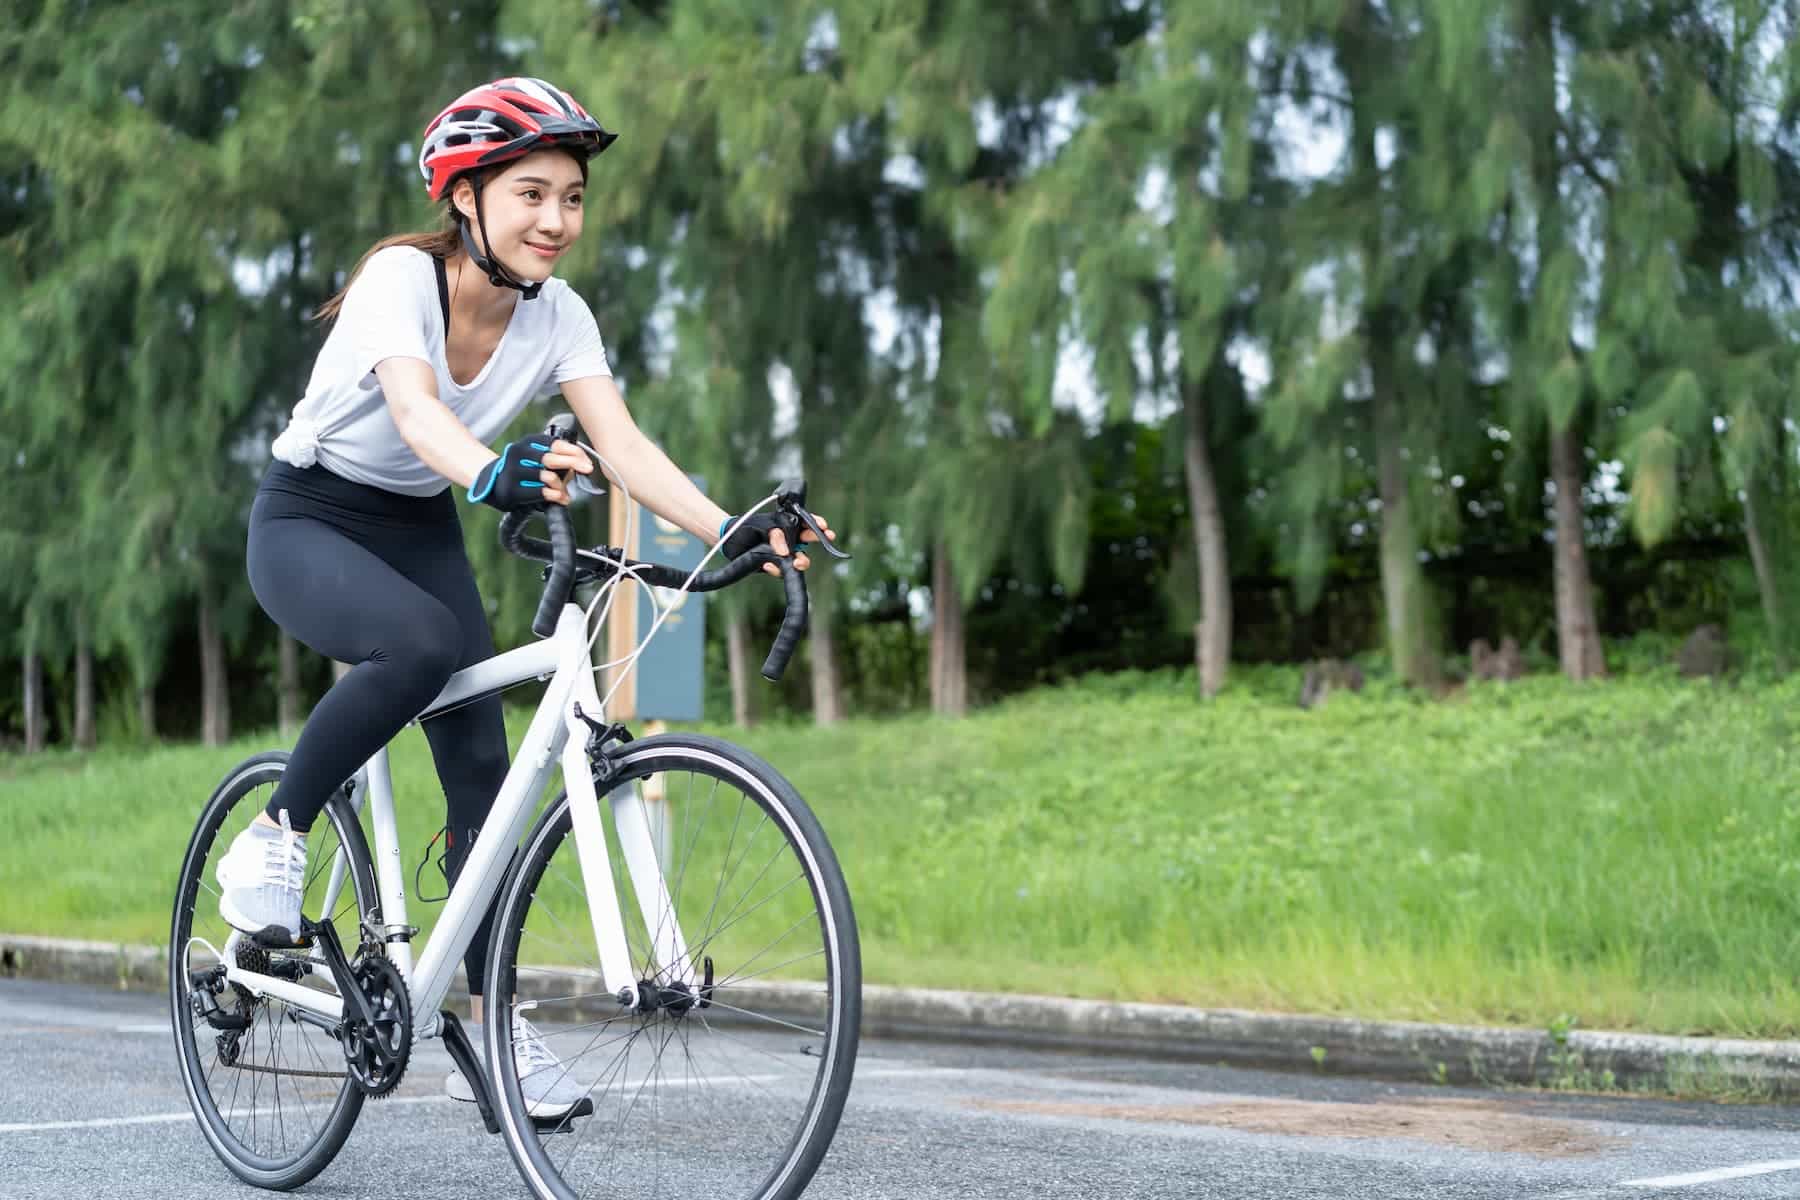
[380,605,464,696]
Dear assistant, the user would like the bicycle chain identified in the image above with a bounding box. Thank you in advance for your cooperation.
[218,1059,347,1080]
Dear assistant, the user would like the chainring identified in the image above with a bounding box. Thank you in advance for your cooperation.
[340,951,412,1097]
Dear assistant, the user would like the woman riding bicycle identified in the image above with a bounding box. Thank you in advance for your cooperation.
[214,75,832,1117]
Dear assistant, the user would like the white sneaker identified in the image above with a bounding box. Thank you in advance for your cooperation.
[216,810,307,944]
[447,1009,590,1119]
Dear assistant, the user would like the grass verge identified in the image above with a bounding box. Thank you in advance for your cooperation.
[7,663,1800,1044]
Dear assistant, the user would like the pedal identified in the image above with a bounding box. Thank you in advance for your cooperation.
[248,925,313,951]
[531,1098,595,1133]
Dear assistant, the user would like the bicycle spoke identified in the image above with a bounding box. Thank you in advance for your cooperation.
[683,871,809,966]
[545,1024,641,1164]
[696,793,754,955]
[694,1009,829,1078]
[696,996,826,1039]
[272,1007,290,1155]
[715,946,827,989]
[566,1021,679,1186]
[686,1014,805,1121]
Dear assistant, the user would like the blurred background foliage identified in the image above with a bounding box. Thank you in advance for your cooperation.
[7,0,1800,746]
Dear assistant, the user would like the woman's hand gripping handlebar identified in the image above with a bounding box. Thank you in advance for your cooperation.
[496,415,850,680]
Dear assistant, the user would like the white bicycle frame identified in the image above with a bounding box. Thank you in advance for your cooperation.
[219,600,690,1038]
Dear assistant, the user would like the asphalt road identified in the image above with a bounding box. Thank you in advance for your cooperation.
[6,978,1800,1199]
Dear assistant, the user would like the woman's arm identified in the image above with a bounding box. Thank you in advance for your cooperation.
[377,358,504,490]
[559,374,829,570]
[377,357,588,506]
[559,374,731,543]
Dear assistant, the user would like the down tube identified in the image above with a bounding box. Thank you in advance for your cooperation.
[405,609,586,1020]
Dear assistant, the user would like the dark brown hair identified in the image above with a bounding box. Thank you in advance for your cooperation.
[311,201,460,324]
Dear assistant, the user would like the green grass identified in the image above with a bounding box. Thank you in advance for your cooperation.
[8,663,1800,1040]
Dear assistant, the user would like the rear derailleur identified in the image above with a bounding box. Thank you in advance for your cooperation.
[188,939,315,1065]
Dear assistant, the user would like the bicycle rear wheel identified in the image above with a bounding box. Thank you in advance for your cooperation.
[489,733,861,1200]
[169,751,378,1191]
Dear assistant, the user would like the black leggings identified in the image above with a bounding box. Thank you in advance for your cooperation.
[246,461,506,995]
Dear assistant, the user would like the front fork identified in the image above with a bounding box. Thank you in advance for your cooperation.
[563,665,695,1010]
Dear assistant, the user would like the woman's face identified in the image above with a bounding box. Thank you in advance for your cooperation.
[454,148,586,284]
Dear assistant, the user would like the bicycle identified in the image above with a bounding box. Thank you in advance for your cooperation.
[169,414,861,1200]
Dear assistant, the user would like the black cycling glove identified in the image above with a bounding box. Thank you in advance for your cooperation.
[718,513,791,561]
[468,440,554,512]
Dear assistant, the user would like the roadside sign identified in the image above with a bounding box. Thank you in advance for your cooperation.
[603,477,707,721]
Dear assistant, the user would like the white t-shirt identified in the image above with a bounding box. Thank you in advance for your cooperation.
[269,245,612,497]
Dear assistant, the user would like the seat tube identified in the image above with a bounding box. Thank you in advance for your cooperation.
[363,746,415,979]
[315,765,368,957]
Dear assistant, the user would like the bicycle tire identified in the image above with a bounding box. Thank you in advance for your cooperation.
[487,732,861,1200]
[169,750,379,1191]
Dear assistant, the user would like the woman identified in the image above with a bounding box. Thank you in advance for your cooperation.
[214,76,831,1116]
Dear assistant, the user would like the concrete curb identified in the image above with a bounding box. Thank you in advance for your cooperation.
[8,931,1799,1095]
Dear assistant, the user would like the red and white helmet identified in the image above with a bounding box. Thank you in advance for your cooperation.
[418,77,617,201]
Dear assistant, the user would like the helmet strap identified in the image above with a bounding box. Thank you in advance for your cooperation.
[457,179,544,301]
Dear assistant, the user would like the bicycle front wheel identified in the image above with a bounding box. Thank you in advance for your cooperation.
[489,733,861,1200]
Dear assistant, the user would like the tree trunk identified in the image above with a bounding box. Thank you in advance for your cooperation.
[1373,370,1442,690]
[809,610,846,725]
[725,608,754,726]
[73,618,96,749]
[929,543,968,716]
[23,649,45,752]
[1184,379,1232,698]
[1549,422,1607,679]
[278,631,302,737]
[198,584,230,747]
[1744,472,1789,672]
[138,685,157,741]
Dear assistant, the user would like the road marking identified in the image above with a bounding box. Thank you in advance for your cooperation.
[0,1095,453,1134]
[0,1112,196,1134]
[0,1063,975,1136]
[1621,1159,1800,1188]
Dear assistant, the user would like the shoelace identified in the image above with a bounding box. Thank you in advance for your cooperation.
[260,817,307,893]
[512,1015,562,1075]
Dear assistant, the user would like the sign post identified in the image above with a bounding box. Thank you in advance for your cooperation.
[603,479,708,869]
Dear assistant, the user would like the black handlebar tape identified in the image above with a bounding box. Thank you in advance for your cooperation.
[571,547,806,678]
[499,508,534,557]
[499,520,809,673]
[761,556,809,681]
[576,546,776,592]
[532,504,578,638]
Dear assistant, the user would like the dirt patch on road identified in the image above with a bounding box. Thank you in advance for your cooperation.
[971,1097,1614,1159]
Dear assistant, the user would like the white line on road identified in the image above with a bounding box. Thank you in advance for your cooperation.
[0,1095,452,1134]
[0,1066,966,1135]
[1621,1159,1800,1188]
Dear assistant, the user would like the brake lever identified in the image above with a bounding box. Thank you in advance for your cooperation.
[794,507,850,559]
[539,412,608,497]
[773,478,851,560]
